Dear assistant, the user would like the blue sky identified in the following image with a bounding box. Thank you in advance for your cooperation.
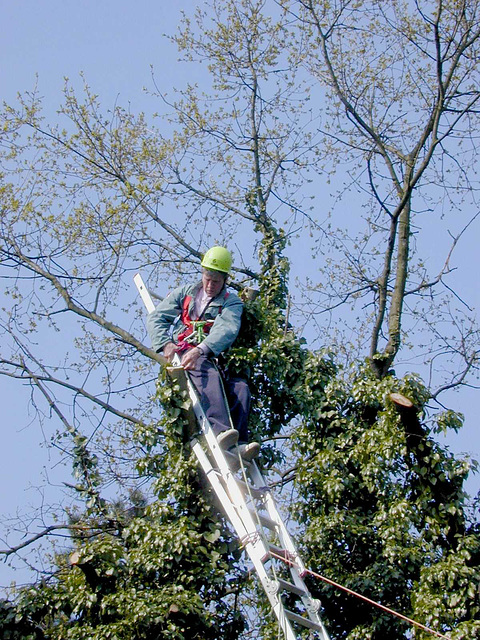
[2,1,188,108]
[2,0,479,589]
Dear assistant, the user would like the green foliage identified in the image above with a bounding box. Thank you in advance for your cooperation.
[0,598,42,640]
[293,365,480,639]
[3,508,241,639]
[0,372,245,640]
[225,224,335,470]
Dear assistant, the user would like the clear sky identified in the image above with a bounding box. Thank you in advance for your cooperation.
[2,0,479,589]
[2,1,191,108]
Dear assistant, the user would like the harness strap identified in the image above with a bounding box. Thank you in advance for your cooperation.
[177,291,230,347]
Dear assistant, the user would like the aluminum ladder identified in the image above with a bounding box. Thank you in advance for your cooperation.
[135,273,330,640]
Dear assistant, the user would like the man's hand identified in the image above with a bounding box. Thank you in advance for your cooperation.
[181,347,201,371]
[163,342,177,361]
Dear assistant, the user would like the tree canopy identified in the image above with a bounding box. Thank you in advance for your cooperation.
[1,1,479,638]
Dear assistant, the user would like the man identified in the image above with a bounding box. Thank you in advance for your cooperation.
[147,246,260,462]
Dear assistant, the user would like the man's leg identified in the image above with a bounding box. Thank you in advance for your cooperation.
[224,376,260,461]
[187,355,233,436]
[224,376,251,443]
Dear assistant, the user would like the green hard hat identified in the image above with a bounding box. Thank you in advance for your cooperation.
[201,246,232,274]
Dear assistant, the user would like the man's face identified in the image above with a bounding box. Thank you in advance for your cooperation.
[202,269,226,298]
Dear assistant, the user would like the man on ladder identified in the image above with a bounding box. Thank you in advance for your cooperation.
[146,246,260,462]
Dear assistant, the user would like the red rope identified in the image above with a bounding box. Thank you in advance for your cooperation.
[269,551,451,640]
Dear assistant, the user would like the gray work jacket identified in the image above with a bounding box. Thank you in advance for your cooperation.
[146,282,243,357]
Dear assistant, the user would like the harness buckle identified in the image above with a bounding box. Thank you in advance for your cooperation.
[184,320,208,345]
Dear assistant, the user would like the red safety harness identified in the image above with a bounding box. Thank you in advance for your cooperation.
[176,291,229,349]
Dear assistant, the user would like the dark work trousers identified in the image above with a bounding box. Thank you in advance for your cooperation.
[187,354,251,442]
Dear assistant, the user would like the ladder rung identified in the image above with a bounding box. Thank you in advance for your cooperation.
[277,578,308,598]
[261,543,283,564]
[262,543,297,565]
[248,509,278,530]
[285,609,324,631]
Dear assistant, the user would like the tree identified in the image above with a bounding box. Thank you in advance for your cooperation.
[0,88,250,638]
[278,1,480,637]
[1,0,479,638]
[293,367,480,638]
[0,395,246,639]
[284,0,480,384]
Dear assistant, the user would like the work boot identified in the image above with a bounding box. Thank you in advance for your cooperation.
[217,428,239,450]
[237,442,261,462]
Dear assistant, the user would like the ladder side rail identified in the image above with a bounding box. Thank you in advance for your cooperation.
[191,441,258,554]
[180,396,300,640]
[179,365,277,562]
[190,440,268,565]
[248,464,307,574]
[134,273,156,313]
[180,374,303,640]
[167,353,277,556]
[249,465,331,639]
[192,439,298,640]
[247,465,313,602]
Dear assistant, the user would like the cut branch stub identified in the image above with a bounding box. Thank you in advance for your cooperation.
[389,392,414,410]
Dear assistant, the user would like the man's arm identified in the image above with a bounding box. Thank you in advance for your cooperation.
[146,286,184,353]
